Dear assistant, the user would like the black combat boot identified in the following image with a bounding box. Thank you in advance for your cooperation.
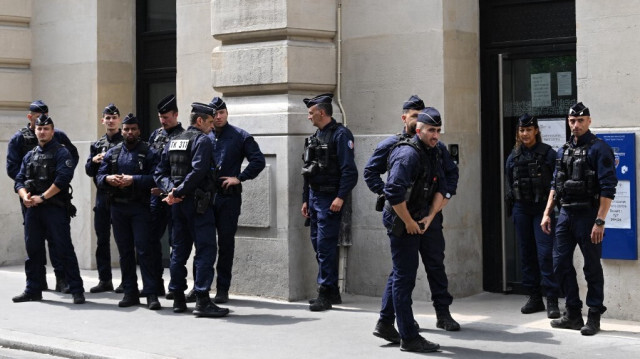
[90,280,114,293]
[147,294,162,310]
[546,297,561,319]
[55,277,70,294]
[309,285,342,305]
[213,289,229,304]
[192,291,229,318]
[118,292,141,307]
[114,283,124,294]
[309,285,332,312]
[172,291,187,313]
[400,335,440,353]
[550,306,584,330]
[72,292,86,304]
[436,308,460,331]
[185,288,197,303]
[373,319,401,344]
[521,294,545,314]
[580,307,605,336]
[12,291,42,303]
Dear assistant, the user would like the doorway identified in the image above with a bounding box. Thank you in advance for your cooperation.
[480,0,576,293]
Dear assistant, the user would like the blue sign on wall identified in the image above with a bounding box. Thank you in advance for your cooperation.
[596,133,637,260]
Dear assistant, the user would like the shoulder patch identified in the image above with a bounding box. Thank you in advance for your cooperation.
[602,157,613,168]
[347,140,354,150]
[65,159,73,168]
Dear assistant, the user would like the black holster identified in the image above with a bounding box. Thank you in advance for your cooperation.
[194,188,212,214]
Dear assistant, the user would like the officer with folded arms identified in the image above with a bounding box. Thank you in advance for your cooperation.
[97,113,161,310]
[154,102,228,317]
[13,114,85,304]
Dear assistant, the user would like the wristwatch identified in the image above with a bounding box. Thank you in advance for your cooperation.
[595,218,605,226]
[40,193,47,201]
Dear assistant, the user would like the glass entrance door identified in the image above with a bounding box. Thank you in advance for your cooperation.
[498,53,575,293]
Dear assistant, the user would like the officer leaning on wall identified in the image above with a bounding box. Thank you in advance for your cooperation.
[6,100,79,293]
[541,102,618,336]
[12,114,85,305]
[505,114,560,318]
[207,96,265,304]
[300,93,358,312]
[85,103,124,294]
[97,113,161,310]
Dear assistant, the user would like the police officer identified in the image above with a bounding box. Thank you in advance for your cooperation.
[300,93,358,311]
[149,94,185,298]
[505,114,560,318]
[6,100,79,293]
[97,113,161,309]
[376,108,449,352]
[541,102,617,336]
[206,96,265,304]
[86,103,124,294]
[13,114,85,304]
[154,102,228,317]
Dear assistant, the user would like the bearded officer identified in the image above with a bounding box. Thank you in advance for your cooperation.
[541,102,617,336]
[154,102,228,317]
[300,93,358,311]
[97,113,161,309]
[13,114,85,304]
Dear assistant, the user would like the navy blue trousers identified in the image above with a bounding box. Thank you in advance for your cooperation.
[513,202,559,297]
[24,204,84,294]
[111,202,158,295]
[93,191,112,281]
[379,212,453,338]
[213,193,241,291]
[554,206,604,310]
[168,197,217,293]
[20,200,65,283]
[308,190,341,288]
[150,198,171,287]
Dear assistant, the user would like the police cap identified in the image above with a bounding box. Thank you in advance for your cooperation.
[417,107,442,126]
[569,102,590,117]
[191,102,216,117]
[403,95,425,111]
[157,94,178,114]
[303,93,333,108]
[209,96,227,111]
[103,103,120,116]
[29,100,48,114]
[35,114,54,126]
[518,113,538,127]
[122,113,139,125]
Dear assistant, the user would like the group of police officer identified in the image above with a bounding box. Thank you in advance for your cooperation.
[7,93,616,349]
[8,96,265,318]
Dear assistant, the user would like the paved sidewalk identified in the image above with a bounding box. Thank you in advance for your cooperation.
[1,265,639,359]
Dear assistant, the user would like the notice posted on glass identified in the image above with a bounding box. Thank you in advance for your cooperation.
[606,180,631,229]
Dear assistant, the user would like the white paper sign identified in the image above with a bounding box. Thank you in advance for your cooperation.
[531,73,551,107]
[557,72,572,96]
[606,181,631,229]
[538,118,566,151]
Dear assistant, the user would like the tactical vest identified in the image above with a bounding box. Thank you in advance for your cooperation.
[390,137,440,218]
[511,143,553,204]
[150,126,184,152]
[94,133,122,154]
[20,127,38,155]
[108,141,150,202]
[555,138,600,208]
[301,121,341,177]
[168,129,201,185]
[24,143,61,195]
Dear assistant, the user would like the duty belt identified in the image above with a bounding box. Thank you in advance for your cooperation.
[310,184,338,194]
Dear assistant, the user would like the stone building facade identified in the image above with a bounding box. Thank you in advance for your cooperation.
[0,0,638,320]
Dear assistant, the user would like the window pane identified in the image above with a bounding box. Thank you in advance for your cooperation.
[146,0,176,32]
